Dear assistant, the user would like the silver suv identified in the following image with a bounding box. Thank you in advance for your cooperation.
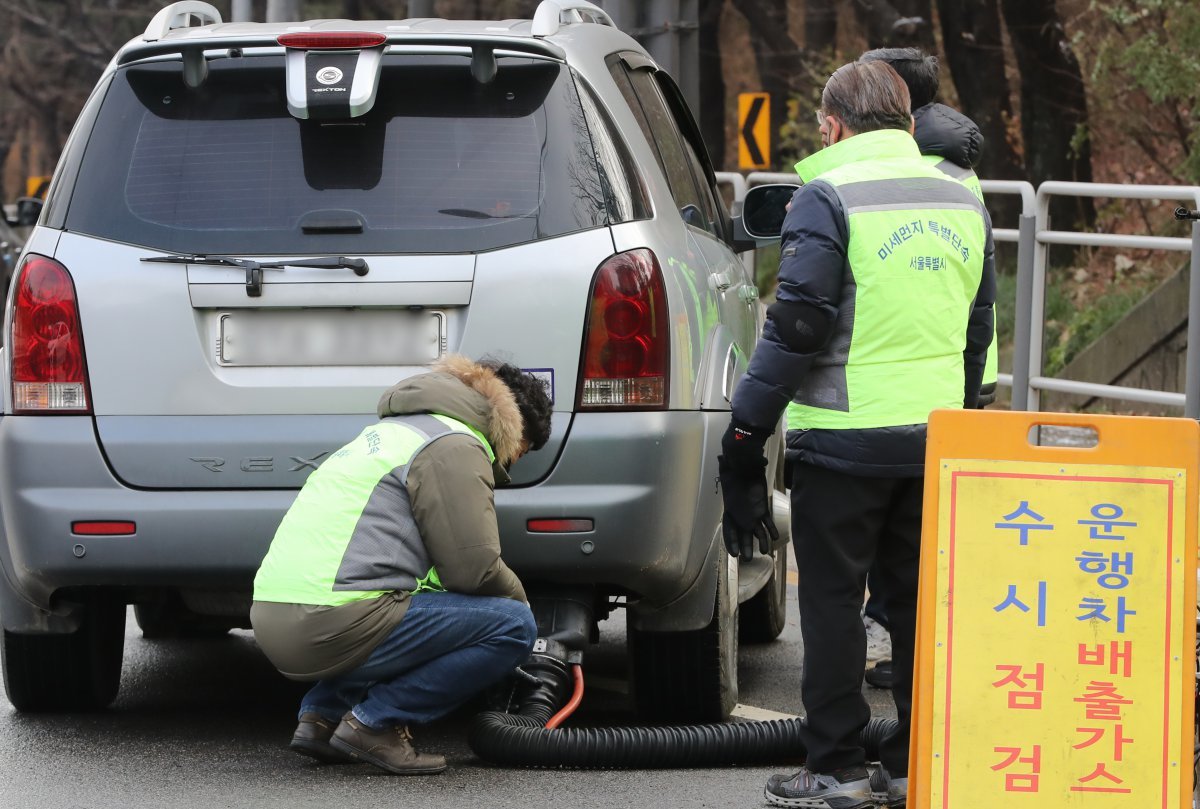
[0,0,787,721]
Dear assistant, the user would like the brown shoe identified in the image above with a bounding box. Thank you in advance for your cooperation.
[290,712,353,763]
[329,714,447,775]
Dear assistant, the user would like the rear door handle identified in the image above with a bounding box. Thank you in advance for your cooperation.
[708,272,732,292]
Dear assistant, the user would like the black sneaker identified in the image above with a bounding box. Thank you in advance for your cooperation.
[869,765,907,808]
[764,765,874,809]
[865,660,892,689]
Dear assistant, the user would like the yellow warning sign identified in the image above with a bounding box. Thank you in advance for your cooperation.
[914,410,1198,809]
[25,176,51,199]
[738,92,770,170]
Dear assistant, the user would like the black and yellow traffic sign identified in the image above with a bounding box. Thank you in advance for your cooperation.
[26,176,51,199]
[738,92,770,170]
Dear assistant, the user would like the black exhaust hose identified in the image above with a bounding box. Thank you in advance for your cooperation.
[470,711,897,769]
[469,655,898,769]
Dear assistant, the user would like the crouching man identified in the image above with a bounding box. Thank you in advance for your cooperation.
[250,355,552,775]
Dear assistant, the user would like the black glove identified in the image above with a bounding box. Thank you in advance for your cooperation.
[720,420,770,476]
[975,381,997,409]
[718,420,779,561]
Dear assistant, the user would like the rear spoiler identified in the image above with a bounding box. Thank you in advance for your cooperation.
[117,0,597,72]
[121,33,566,63]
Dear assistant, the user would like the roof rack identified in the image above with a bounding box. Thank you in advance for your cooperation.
[142,1,222,42]
[531,0,614,37]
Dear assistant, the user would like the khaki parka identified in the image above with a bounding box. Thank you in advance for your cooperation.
[250,355,528,681]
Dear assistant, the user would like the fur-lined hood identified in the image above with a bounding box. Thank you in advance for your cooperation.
[376,354,525,468]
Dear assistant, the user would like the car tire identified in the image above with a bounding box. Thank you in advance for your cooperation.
[1,599,125,712]
[739,544,788,643]
[630,551,739,722]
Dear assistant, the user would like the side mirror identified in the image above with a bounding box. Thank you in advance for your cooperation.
[680,204,707,231]
[729,210,758,254]
[14,197,43,227]
[740,184,799,239]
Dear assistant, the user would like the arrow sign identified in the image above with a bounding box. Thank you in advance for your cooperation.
[738,92,770,170]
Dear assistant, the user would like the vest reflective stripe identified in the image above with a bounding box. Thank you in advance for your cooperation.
[787,132,987,432]
[252,414,491,606]
[927,155,995,386]
[836,176,983,212]
[929,156,978,185]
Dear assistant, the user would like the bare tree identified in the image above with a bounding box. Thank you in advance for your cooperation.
[806,0,838,53]
[852,0,931,49]
[0,0,163,198]
[697,0,725,169]
[891,0,934,50]
[728,0,820,168]
[937,0,1024,223]
[0,100,19,198]
[1001,0,1095,228]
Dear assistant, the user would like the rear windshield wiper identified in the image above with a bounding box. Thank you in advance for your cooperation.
[437,208,531,220]
[142,254,369,297]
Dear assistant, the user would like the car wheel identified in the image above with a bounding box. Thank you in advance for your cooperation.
[2,599,125,712]
[740,543,788,643]
[630,551,739,722]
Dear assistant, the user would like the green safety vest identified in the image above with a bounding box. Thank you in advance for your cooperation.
[252,413,494,607]
[786,129,988,431]
[927,155,984,204]
[926,155,997,387]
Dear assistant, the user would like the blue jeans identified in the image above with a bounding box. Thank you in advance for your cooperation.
[299,593,536,729]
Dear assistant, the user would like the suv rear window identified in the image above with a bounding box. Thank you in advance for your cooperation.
[64,54,611,254]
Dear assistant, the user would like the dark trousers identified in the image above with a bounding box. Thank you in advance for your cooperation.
[791,461,923,775]
[864,568,888,629]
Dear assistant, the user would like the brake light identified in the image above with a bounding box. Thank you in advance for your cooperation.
[277,32,387,49]
[577,249,669,409]
[10,255,91,413]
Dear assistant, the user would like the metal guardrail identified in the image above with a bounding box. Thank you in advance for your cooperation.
[1028,182,1200,417]
[979,180,1035,408]
[716,172,1200,417]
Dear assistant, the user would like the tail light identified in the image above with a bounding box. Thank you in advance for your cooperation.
[10,255,91,414]
[277,32,387,49]
[577,248,669,410]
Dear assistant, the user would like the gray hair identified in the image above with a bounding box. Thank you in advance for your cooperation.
[820,61,912,134]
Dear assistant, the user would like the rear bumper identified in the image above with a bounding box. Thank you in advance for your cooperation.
[497,411,721,603]
[0,416,298,630]
[0,412,724,631]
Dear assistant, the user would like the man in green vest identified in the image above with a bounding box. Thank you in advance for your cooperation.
[251,355,552,776]
[860,46,997,407]
[720,61,994,809]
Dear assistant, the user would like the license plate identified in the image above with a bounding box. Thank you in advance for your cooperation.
[218,310,445,367]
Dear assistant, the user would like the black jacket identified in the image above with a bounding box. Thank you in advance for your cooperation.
[913,102,984,170]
